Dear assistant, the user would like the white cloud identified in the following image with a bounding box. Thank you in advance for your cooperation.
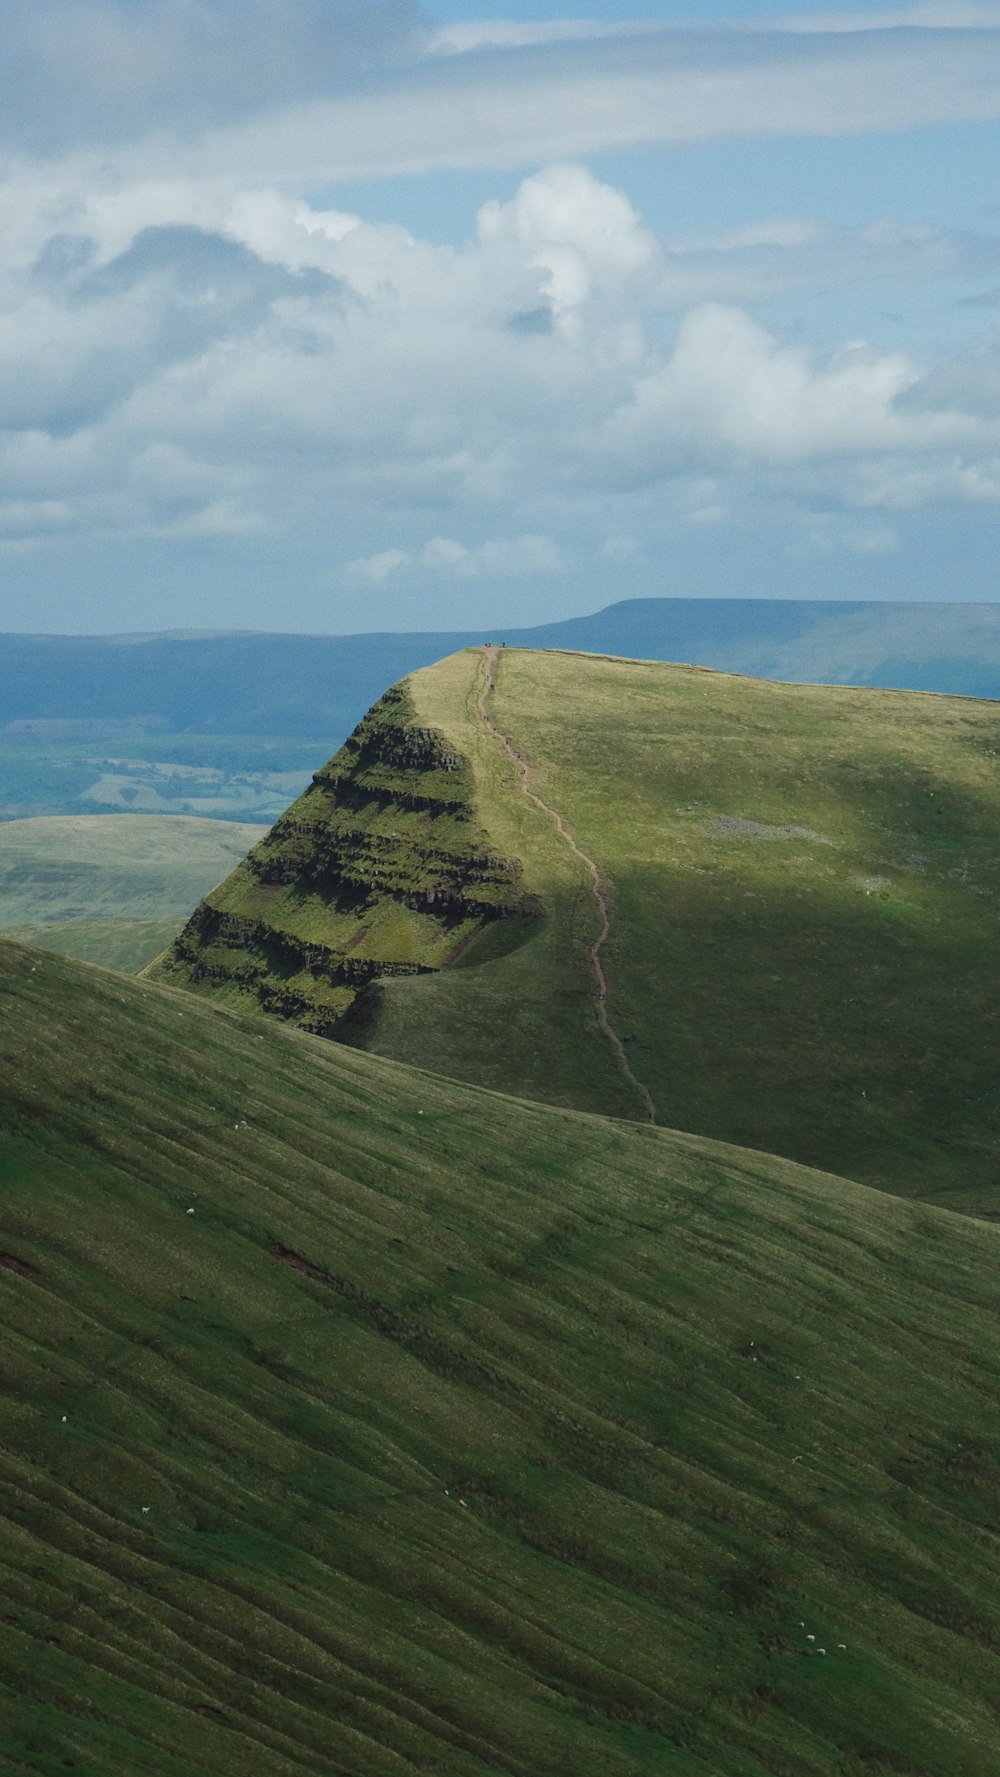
[603,304,985,474]
[478,164,658,321]
[0,1,421,152]
[772,5,1000,31]
[856,456,1000,505]
[107,22,1000,187]
[3,158,1000,596]
[347,547,410,583]
[346,534,565,584]
[1,12,998,188]
[655,218,1000,308]
[423,19,635,56]
[0,497,73,536]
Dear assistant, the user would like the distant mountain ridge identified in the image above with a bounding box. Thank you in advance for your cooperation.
[5,599,1000,744]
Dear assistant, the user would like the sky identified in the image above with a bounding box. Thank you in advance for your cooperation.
[3,1,1000,633]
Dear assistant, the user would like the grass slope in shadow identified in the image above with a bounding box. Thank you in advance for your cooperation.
[1,939,1000,1774]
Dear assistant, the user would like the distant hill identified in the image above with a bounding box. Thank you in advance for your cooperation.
[5,600,1000,825]
[0,814,266,970]
[5,599,1000,743]
[4,937,1000,1774]
[151,646,1000,1215]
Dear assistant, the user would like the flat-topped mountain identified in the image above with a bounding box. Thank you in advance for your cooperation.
[3,938,1000,1775]
[151,646,1000,1215]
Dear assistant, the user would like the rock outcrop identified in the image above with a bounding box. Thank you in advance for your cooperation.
[148,681,537,1036]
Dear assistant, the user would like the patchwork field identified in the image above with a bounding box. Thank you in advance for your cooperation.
[2,939,1000,1775]
[0,723,318,825]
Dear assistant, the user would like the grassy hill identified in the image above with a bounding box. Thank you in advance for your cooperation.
[153,648,1000,1214]
[0,815,268,972]
[3,937,1000,1775]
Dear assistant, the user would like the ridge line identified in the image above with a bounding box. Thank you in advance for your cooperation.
[475,646,658,1125]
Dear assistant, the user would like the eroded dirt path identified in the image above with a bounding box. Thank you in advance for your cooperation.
[476,647,657,1124]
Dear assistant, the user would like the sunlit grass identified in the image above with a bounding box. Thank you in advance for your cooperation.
[369,649,1000,1213]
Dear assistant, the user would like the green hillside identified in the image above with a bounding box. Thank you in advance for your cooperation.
[148,681,539,1036]
[3,938,1000,1775]
[1,916,186,975]
[0,816,267,971]
[154,647,1000,1215]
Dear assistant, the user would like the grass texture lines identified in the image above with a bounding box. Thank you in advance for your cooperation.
[1,941,1000,1773]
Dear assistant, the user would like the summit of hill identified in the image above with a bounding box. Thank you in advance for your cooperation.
[151,645,1000,1217]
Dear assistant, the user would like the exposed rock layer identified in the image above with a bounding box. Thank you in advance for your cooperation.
[148,681,536,1036]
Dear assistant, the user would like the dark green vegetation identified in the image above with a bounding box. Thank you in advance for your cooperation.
[161,647,1000,1214]
[148,684,536,1034]
[0,816,266,972]
[3,937,1000,1775]
[6,599,1000,822]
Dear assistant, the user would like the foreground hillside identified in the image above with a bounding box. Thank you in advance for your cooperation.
[2,938,1000,1775]
[0,815,267,971]
[154,647,1000,1214]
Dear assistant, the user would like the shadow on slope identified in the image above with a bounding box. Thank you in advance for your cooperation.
[2,941,1000,1774]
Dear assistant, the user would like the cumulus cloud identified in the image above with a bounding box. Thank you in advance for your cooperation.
[602,304,982,475]
[2,157,1000,597]
[2,224,339,435]
[346,535,565,583]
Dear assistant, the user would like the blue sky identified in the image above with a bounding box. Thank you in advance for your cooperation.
[2,1,1000,633]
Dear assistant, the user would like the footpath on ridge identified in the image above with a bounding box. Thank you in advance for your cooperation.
[476,646,658,1124]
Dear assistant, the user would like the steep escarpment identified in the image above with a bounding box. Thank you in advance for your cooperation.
[147,679,537,1033]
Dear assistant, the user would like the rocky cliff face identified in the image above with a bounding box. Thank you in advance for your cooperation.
[148,681,537,1036]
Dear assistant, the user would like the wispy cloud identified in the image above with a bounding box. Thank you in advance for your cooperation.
[0,0,420,152]
[145,24,1000,185]
[3,9,1000,178]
